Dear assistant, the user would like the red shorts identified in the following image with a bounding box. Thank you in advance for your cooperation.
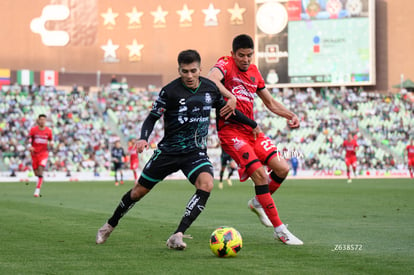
[408,158,414,167]
[219,128,278,181]
[32,153,48,170]
[130,160,139,170]
[345,156,357,168]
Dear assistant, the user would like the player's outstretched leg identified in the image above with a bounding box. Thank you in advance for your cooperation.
[247,171,286,227]
[166,189,210,250]
[254,185,303,245]
[96,189,141,244]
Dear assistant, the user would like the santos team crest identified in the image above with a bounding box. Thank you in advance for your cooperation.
[205,93,212,104]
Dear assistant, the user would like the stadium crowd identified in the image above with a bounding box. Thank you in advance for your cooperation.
[1,82,413,177]
[0,84,113,176]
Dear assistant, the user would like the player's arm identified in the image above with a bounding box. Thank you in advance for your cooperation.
[216,99,261,138]
[137,112,160,153]
[207,67,237,119]
[48,132,54,151]
[27,130,35,153]
[256,88,299,129]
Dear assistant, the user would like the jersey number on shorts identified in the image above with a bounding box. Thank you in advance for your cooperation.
[261,139,276,151]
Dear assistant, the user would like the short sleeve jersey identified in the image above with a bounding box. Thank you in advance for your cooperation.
[214,56,265,131]
[111,147,125,162]
[150,76,224,154]
[343,139,358,158]
[406,145,414,159]
[29,126,52,154]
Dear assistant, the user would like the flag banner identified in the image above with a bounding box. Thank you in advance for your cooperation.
[17,70,34,86]
[0,68,11,87]
[40,70,59,86]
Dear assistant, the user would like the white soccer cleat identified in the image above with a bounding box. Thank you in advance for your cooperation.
[218,182,223,190]
[247,198,273,227]
[33,188,40,197]
[274,225,303,245]
[166,232,191,250]
[347,179,352,184]
[96,222,114,244]
[226,179,233,186]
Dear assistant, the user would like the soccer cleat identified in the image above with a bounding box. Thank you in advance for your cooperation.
[218,182,223,190]
[226,179,232,186]
[120,181,124,185]
[115,182,119,186]
[166,232,192,250]
[274,225,303,245]
[33,188,40,197]
[347,179,352,184]
[96,222,114,244]
[247,198,273,227]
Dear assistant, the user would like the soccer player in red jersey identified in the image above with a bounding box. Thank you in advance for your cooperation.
[208,34,303,245]
[343,133,359,183]
[128,138,139,183]
[405,139,414,179]
[28,114,53,197]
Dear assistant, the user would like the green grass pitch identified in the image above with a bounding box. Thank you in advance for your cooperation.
[1,178,413,274]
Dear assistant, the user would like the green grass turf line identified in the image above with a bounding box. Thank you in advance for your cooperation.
[0,179,413,274]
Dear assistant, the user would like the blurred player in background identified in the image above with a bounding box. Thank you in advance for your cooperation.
[405,139,414,179]
[111,141,125,186]
[218,148,237,189]
[208,34,303,245]
[128,138,139,183]
[96,49,259,250]
[28,114,53,197]
[343,132,359,183]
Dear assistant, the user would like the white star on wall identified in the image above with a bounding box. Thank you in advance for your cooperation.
[126,39,144,59]
[151,5,168,25]
[202,3,220,26]
[227,3,246,24]
[101,39,119,59]
[101,8,119,26]
[126,7,143,25]
[177,4,194,23]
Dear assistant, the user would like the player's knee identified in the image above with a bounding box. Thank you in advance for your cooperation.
[251,168,268,185]
[278,165,290,178]
[130,183,150,200]
[195,173,214,192]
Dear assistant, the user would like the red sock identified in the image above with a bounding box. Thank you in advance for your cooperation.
[268,172,284,195]
[36,177,43,189]
[133,170,137,180]
[410,169,413,178]
[268,179,281,195]
[255,193,283,227]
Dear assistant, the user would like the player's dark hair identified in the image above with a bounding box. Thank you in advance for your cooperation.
[177,50,201,65]
[232,34,254,52]
[38,114,47,119]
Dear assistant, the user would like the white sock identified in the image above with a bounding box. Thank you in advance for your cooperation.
[275,224,286,233]
[252,197,262,208]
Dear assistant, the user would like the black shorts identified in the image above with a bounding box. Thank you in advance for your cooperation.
[138,149,214,189]
[113,162,123,171]
[221,151,233,167]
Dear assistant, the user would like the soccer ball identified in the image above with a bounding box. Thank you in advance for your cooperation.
[209,226,242,257]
